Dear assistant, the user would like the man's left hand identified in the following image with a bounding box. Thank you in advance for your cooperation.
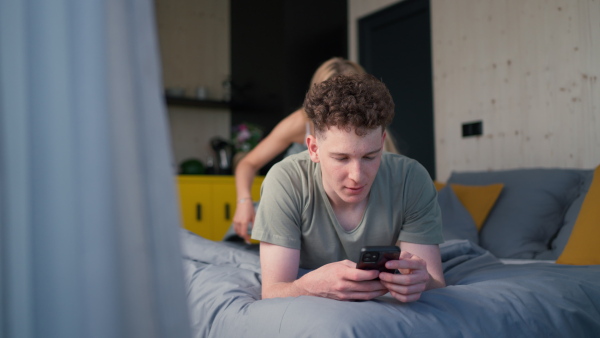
[377,251,430,302]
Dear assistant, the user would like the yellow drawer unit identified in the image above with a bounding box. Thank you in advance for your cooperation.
[177,175,264,241]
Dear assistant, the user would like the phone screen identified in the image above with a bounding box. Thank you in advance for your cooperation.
[356,245,400,273]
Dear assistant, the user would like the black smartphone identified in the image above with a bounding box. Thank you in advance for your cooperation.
[356,246,400,273]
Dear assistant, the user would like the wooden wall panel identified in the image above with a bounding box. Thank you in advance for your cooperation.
[432,0,600,181]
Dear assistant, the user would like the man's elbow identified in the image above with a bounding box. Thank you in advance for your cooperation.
[261,285,276,299]
[261,282,286,299]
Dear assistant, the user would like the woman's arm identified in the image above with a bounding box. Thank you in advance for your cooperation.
[233,109,308,242]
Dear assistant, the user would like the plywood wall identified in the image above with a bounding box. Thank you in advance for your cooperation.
[431,0,600,180]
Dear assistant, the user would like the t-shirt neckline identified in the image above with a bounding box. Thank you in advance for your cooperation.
[314,163,373,235]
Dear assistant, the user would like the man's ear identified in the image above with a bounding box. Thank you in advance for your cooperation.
[306,135,320,163]
[382,129,387,150]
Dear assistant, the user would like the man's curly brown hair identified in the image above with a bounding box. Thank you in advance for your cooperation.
[303,73,395,137]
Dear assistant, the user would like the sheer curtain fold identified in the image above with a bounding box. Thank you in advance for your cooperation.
[0,1,191,337]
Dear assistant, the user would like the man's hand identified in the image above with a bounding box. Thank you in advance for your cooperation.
[377,251,430,302]
[377,242,446,302]
[293,260,388,301]
[232,201,255,243]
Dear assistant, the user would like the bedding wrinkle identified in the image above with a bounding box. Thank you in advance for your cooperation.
[277,298,294,334]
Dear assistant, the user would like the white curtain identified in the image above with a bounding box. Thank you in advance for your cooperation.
[0,0,191,337]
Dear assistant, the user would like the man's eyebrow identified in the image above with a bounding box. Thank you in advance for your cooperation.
[330,147,382,156]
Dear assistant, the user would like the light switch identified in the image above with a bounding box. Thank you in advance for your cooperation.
[462,121,483,137]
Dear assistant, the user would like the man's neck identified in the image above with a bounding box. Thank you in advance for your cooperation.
[329,195,369,232]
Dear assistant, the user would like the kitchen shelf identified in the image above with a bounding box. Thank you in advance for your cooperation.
[165,96,230,109]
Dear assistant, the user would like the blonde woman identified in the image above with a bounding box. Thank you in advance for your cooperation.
[232,57,398,243]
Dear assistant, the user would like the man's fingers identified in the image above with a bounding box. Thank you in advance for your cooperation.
[341,289,389,301]
[350,269,381,282]
[340,260,357,268]
[384,257,425,271]
[340,260,382,281]
[388,290,422,303]
[378,269,428,285]
[380,279,426,294]
[332,279,388,301]
[345,279,387,292]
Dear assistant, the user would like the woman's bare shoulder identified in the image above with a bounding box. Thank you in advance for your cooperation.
[270,109,307,144]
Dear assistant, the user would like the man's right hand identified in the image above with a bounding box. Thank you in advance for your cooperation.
[293,260,388,301]
[232,201,255,243]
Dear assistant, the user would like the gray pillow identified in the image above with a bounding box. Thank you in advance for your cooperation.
[448,169,582,259]
[438,185,479,244]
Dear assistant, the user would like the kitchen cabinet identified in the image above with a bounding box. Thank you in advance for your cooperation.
[177,175,264,241]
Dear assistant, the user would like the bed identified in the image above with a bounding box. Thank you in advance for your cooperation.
[181,166,600,337]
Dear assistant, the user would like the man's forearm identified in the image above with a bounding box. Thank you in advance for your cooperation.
[262,280,310,299]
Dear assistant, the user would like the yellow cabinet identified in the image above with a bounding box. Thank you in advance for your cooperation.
[177,175,264,241]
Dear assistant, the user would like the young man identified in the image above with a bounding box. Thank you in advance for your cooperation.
[251,74,445,302]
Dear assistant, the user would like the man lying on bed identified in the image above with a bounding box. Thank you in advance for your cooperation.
[251,73,445,302]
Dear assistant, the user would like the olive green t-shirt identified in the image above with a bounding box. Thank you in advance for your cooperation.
[251,151,443,270]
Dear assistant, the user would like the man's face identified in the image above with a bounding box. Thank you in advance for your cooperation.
[307,126,385,207]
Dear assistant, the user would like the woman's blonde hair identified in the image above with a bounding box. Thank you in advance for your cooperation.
[384,130,399,154]
[309,57,366,87]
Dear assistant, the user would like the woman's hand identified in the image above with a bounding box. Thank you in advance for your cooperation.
[232,199,255,243]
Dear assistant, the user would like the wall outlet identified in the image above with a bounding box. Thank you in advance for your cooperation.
[462,121,483,137]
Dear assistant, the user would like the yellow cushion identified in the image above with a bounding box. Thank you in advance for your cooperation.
[434,180,446,191]
[434,181,503,231]
[556,165,600,265]
[450,183,504,231]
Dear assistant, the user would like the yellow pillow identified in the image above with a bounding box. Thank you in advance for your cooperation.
[434,181,504,231]
[556,165,600,265]
[450,183,504,231]
[433,180,446,191]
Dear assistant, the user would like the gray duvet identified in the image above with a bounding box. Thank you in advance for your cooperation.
[180,230,600,337]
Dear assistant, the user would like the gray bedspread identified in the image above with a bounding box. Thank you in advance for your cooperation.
[180,230,600,338]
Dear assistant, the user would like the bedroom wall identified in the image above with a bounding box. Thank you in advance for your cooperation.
[350,0,600,181]
[155,0,230,171]
[431,0,600,180]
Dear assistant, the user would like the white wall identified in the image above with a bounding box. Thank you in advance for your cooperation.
[155,0,230,171]
[349,0,600,181]
[432,0,600,180]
